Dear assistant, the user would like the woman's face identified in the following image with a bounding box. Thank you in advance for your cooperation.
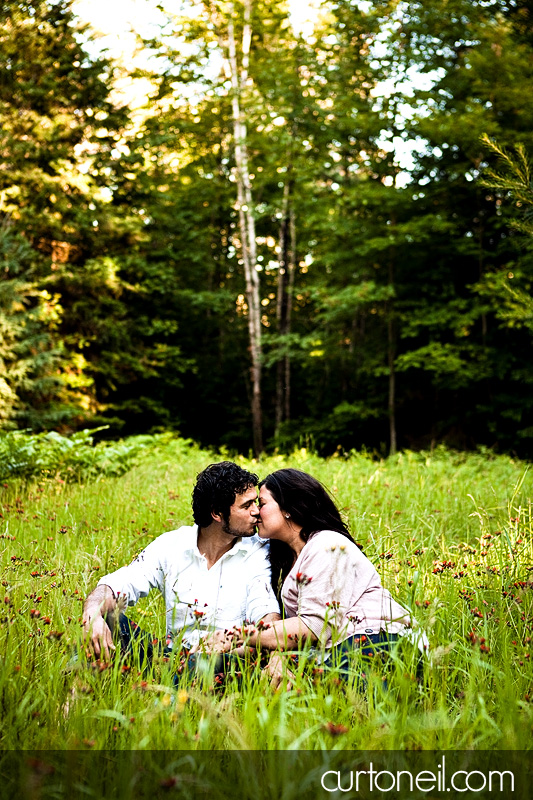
[257,486,290,540]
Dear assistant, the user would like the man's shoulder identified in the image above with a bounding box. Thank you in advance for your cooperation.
[146,525,198,553]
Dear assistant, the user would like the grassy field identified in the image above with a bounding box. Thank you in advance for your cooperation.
[1,438,532,764]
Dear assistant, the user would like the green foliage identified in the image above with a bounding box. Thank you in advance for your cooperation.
[3,0,533,457]
[0,0,124,240]
[476,136,533,330]
[0,427,173,482]
[0,222,77,430]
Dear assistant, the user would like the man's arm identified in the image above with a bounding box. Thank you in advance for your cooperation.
[82,534,169,659]
[82,584,118,660]
[258,611,281,625]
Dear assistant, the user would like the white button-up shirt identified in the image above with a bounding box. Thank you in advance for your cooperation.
[98,526,280,648]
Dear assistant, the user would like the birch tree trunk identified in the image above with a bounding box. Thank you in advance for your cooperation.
[225,0,263,455]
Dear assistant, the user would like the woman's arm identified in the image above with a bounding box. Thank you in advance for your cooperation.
[244,616,316,650]
[193,615,317,654]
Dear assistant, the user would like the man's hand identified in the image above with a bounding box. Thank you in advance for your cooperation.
[83,614,115,661]
[263,652,295,690]
[82,585,118,661]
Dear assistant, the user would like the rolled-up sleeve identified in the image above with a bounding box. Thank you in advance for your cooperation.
[284,536,375,646]
[98,538,166,606]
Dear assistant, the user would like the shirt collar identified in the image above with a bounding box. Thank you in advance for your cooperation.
[180,525,201,553]
[184,526,260,557]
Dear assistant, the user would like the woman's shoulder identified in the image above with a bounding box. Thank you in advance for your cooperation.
[306,529,354,550]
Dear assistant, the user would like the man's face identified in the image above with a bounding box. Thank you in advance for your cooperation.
[221,486,259,538]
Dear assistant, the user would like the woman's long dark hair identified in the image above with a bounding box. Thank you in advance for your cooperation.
[260,468,356,598]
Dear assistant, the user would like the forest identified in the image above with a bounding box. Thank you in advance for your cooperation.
[2,0,533,458]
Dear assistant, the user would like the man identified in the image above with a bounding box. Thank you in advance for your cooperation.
[83,461,280,662]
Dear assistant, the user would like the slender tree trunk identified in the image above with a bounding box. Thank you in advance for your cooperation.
[225,0,263,455]
[285,207,296,422]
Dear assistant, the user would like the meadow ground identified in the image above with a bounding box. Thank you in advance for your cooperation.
[1,438,532,795]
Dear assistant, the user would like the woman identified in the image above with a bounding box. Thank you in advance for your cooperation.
[207,468,426,683]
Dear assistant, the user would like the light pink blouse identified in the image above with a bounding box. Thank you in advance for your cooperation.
[281,530,412,649]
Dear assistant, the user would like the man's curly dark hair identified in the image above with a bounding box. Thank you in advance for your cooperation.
[192,461,258,528]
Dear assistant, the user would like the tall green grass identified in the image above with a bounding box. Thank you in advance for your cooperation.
[1,439,532,752]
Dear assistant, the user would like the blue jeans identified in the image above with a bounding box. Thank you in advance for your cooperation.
[113,613,247,685]
[325,631,400,674]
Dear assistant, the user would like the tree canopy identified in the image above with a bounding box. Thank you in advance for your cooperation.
[2,0,533,456]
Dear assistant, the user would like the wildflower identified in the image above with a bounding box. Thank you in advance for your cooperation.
[193,610,204,618]
[324,722,349,736]
[177,689,189,706]
[295,572,312,586]
[432,560,455,574]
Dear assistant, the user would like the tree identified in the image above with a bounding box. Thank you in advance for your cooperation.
[216,0,263,454]
[477,137,533,331]
[0,0,196,435]
[133,0,336,452]
[0,221,69,429]
[379,0,533,452]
